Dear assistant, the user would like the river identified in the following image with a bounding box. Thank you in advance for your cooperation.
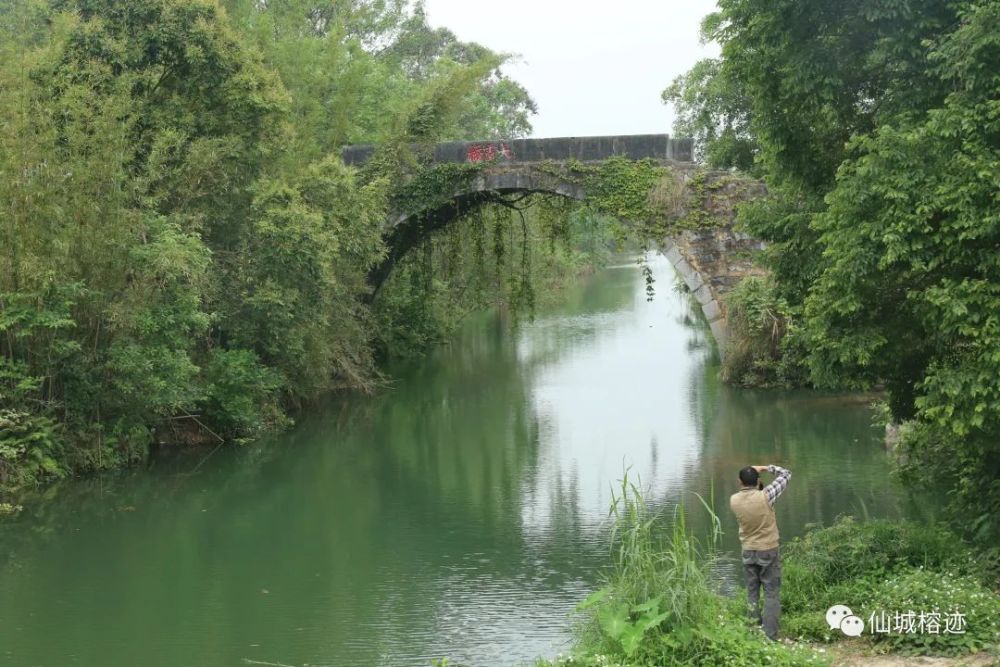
[0,253,921,667]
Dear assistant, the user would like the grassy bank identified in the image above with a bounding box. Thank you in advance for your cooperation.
[781,517,1000,657]
[531,477,1000,667]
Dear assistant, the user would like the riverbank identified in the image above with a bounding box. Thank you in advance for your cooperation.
[0,253,962,665]
[531,486,1000,667]
[819,645,997,667]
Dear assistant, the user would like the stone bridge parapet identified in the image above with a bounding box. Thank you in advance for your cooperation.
[342,134,694,167]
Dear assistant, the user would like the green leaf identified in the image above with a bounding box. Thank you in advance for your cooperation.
[631,596,662,614]
[576,586,611,611]
[636,611,670,632]
[598,603,630,640]
[619,621,646,656]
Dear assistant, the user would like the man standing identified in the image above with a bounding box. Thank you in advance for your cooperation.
[729,464,792,640]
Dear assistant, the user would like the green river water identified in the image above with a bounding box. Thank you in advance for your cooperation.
[0,253,922,667]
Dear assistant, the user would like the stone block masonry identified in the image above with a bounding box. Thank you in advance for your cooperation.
[662,228,768,357]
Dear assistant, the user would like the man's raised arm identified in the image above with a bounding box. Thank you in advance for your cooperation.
[755,464,791,506]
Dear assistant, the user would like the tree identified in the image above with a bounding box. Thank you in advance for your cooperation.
[1,0,291,475]
[372,3,536,139]
[227,159,387,400]
[803,0,1000,547]
[224,0,536,154]
[0,0,550,487]
[704,0,962,307]
[661,15,756,171]
[714,0,958,191]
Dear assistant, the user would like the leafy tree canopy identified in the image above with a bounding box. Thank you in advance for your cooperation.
[666,0,1000,548]
[0,0,543,488]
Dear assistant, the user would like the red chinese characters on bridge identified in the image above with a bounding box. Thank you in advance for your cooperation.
[466,142,514,163]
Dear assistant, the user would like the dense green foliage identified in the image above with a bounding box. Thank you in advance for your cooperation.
[2,0,293,481]
[535,477,828,667]
[781,517,1000,656]
[803,1,1000,547]
[0,0,614,491]
[661,21,755,172]
[666,0,1000,551]
[538,500,998,666]
[721,276,800,388]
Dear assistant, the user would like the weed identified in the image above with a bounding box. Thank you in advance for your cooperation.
[546,471,827,666]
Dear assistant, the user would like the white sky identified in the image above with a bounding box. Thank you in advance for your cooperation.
[422,0,720,139]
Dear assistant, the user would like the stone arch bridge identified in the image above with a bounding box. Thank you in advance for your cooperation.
[341,134,763,351]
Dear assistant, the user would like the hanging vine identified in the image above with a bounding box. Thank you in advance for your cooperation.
[374,154,760,349]
[471,205,486,302]
[512,205,536,320]
[491,203,507,294]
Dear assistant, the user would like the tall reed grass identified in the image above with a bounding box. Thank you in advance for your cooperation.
[561,471,826,666]
[605,472,719,628]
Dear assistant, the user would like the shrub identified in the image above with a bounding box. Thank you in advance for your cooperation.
[721,276,802,387]
[0,409,64,490]
[782,517,987,592]
[895,420,1000,570]
[780,517,999,657]
[200,348,285,437]
[864,568,1000,656]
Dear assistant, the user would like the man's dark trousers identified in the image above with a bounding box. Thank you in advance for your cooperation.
[742,547,781,639]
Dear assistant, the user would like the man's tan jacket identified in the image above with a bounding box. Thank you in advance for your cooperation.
[730,487,780,551]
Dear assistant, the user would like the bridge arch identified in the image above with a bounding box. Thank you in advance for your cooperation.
[344,134,757,353]
[368,166,591,293]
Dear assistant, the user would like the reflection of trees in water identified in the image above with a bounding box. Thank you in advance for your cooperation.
[0,269,637,666]
[679,361,926,562]
[627,283,929,584]
[513,261,639,371]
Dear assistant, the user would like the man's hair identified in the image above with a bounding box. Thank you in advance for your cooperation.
[739,466,759,487]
